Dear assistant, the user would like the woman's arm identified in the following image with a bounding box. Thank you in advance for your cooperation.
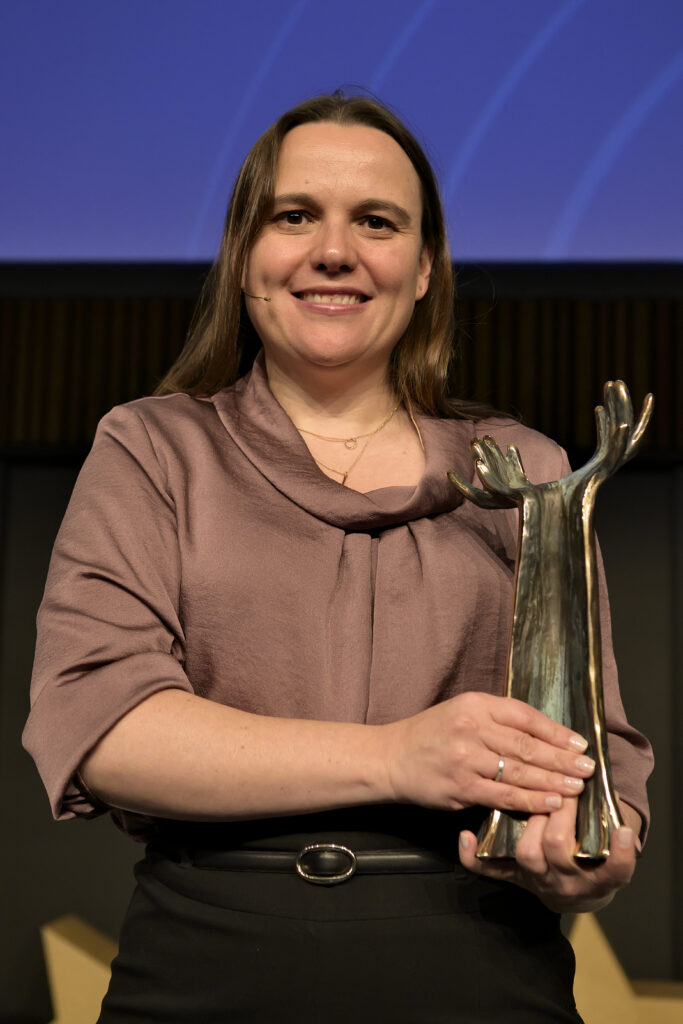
[80,689,388,818]
[82,684,640,915]
[80,688,596,821]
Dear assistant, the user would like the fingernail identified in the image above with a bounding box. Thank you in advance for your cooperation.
[569,735,588,752]
[546,795,563,809]
[575,756,595,773]
[617,828,633,849]
[459,832,471,851]
[564,777,584,791]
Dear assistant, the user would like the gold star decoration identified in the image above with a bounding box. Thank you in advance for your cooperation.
[40,915,116,1024]
[570,913,683,1023]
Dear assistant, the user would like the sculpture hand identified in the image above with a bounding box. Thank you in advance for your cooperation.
[603,379,653,460]
[574,381,654,487]
[448,438,529,509]
[458,796,638,912]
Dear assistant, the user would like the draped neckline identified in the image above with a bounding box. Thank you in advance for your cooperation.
[209,352,475,532]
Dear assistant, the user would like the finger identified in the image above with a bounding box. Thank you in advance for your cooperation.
[451,750,569,814]
[477,779,565,815]
[604,827,637,887]
[490,754,589,798]
[616,800,643,852]
[457,831,482,873]
[444,746,571,812]
[482,724,596,780]
[566,827,637,899]
[513,814,550,875]
[540,797,580,873]
[489,699,588,754]
[458,831,520,884]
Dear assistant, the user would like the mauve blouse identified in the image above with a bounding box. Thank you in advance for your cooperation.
[23,354,653,840]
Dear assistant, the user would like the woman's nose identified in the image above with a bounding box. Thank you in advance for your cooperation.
[309,220,357,273]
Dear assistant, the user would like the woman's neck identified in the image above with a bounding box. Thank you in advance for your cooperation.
[264,354,399,435]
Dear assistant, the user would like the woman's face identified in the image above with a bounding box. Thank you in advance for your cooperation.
[243,121,433,381]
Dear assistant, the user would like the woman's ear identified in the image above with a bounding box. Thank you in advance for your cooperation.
[415,244,434,301]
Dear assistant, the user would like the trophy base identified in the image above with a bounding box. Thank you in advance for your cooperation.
[475,809,529,859]
[475,807,616,861]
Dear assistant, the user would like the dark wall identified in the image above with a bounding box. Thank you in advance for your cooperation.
[595,467,683,979]
[2,264,681,1021]
[1,262,682,457]
[1,463,140,1023]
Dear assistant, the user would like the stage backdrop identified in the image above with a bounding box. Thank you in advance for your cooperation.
[1,0,682,262]
[2,3,682,1020]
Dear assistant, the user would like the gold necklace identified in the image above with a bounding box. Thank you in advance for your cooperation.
[295,400,401,450]
[296,400,402,486]
[311,439,373,486]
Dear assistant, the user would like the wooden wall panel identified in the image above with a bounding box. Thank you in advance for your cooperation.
[455,295,682,457]
[0,295,193,447]
[1,277,681,457]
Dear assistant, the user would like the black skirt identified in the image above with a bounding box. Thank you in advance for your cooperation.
[98,808,584,1024]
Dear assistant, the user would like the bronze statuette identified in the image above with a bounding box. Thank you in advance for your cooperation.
[448,381,653,860]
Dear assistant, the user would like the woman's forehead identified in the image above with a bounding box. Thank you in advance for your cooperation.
[274,122,422,207]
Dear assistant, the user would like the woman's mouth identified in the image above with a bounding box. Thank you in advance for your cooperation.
[294,291,369,305]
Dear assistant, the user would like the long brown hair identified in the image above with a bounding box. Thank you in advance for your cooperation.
[156,92,475,418]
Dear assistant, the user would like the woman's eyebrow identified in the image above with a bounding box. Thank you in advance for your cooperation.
[270,193,413,227]
[353,199,412,226]
[271,192,319,210]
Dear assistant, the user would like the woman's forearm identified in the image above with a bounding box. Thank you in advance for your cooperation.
[80,688,598,823]
[79,689,393,819]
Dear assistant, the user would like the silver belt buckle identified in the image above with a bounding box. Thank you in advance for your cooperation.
[295,843,357,885]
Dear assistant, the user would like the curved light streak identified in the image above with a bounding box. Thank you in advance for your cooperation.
[186,0,310,258]
[369,0,440,93]
[545,47,683,257]
[444,0,587,207]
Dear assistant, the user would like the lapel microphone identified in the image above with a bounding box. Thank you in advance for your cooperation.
[242,290,271,302]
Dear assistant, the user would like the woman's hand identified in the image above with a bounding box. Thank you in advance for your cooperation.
[457,797,639,913]
[383,692,595,814]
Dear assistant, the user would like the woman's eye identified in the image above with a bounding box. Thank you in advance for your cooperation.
[276,210,308,226]
[364,215,393,232]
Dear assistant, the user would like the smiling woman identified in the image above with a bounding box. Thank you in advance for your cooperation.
[23,93,652,1023]
[155,93,456,415]
[242,121,433,489]
[244,123,431,364]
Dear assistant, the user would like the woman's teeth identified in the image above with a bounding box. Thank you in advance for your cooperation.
[298,293,366,304]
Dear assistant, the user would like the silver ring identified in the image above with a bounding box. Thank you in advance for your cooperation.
[494,757,505,783]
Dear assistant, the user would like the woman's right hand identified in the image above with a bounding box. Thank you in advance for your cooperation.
[382,692,596,814]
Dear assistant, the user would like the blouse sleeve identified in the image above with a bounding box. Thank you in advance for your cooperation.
[22,404,194,820]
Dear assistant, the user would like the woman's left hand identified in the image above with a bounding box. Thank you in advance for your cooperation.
[458,797,639,913]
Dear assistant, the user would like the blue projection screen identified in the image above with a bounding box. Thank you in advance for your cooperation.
[2,0,682,262]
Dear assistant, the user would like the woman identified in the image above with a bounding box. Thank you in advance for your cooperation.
[24,94,652,1022]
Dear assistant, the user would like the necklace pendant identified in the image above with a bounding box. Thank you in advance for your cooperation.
[344,438,358,450]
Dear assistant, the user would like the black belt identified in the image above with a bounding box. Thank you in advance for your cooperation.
[163,842,458,886]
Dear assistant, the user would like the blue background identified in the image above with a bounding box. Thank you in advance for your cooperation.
[2,0,681,261]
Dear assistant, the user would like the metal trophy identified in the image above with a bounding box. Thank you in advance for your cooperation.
[448,381,653,860]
